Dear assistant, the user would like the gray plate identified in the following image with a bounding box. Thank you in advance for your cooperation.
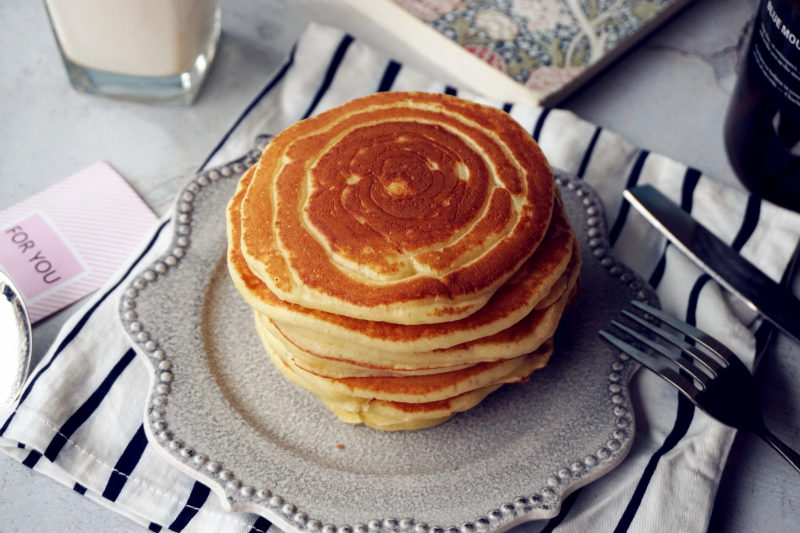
[120,143,656,533]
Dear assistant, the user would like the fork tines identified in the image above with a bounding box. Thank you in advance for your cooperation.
[599,301,729,398]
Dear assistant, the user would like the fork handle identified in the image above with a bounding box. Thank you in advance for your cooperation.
[758,429,800,474]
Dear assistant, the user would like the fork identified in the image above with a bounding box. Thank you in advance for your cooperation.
[599,300,800,473]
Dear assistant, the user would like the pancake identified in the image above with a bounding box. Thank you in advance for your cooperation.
[227,167,576,354]
[263,325,552,404]
[255,310,554,430]
[274,345,505,431]
[266,257,578,373]
[226,92,580,431]
[238,91,555,324]
[255,316,475,378]
[320,388,501,431]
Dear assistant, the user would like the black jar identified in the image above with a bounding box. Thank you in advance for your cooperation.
[724,0,800,211]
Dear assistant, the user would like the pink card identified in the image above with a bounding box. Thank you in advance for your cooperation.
[0,162,158,323]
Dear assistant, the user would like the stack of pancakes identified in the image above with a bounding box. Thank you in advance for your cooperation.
[226,92,580,430]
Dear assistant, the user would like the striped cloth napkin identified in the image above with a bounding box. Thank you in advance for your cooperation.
[2,22,799,533]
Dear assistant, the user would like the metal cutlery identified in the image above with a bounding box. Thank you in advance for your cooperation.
[0,269,32,409]
[624,185,800,345]
[600,300,800,473]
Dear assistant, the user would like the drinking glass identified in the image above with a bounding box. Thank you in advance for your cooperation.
[44,0,221,105]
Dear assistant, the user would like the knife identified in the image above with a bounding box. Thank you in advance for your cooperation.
[624,184,800,345]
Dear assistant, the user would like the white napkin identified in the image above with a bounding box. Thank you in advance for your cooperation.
[2,22,799,533]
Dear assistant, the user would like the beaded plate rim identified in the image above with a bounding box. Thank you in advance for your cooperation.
[119,138,657,533]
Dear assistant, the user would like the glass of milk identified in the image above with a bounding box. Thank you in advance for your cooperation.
[44,0,221,105]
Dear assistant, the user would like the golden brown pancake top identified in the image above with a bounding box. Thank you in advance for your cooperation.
[239,91,555,323]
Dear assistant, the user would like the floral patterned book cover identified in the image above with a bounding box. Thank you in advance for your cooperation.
[379,0,693,105]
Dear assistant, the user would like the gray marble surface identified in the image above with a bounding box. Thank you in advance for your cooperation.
[1,0,798,531]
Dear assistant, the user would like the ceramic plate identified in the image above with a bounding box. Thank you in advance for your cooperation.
[120,143,656,533]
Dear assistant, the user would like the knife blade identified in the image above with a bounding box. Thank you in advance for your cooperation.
[624,184,800,345]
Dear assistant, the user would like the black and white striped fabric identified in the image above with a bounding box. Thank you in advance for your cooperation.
[2,23,799,533]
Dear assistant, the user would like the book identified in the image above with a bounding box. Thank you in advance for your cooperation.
[336,0,694,106]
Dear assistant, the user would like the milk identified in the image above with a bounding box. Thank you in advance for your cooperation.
[44,0,220,78]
